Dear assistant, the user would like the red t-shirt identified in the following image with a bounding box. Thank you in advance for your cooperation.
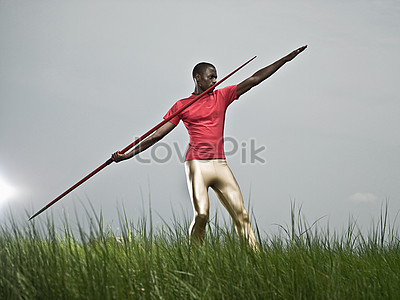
[163,85,238,161]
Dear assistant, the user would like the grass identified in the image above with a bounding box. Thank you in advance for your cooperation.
[0,203,399,299]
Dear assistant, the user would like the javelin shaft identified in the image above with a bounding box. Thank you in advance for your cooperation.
[28,56,256,221]
[118,55,256,154]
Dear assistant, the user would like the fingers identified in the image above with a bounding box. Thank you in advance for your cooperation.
[287,45,307,61]
[298,45,307,52]
[294,45,307,55]
[111,151,122,163]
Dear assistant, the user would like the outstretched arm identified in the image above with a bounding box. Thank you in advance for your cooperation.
[236,45,307,97]
[111,121,176,162]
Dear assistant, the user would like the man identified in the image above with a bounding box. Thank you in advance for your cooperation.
[112,45,307,247]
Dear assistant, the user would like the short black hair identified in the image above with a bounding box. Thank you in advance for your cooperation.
[192,62,215,78]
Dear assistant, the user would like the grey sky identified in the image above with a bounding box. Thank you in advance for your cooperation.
[1,0,399,234]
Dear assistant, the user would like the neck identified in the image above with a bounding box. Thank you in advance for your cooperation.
[193,86,203,95]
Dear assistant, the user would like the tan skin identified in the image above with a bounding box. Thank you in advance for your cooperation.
[111,45,307,162]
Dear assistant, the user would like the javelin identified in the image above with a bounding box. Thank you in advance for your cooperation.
[28,55,257,221]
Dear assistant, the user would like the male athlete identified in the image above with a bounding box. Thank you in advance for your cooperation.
[112,45,307,247]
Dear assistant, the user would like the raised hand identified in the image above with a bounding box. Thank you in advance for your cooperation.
[286,45,307,62]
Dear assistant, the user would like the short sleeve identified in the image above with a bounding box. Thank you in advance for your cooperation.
[219,85,238,107]
[163,102,181,125]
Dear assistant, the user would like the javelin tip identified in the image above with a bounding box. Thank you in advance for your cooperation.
[29,205,51,220]
[28,208,45,221]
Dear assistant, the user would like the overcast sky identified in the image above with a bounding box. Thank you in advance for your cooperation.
[1,0,399,235]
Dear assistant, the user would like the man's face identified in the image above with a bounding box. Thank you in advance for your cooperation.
[196,67,217,92]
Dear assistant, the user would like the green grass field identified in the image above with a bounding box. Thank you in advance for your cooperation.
[1,204,399,299]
